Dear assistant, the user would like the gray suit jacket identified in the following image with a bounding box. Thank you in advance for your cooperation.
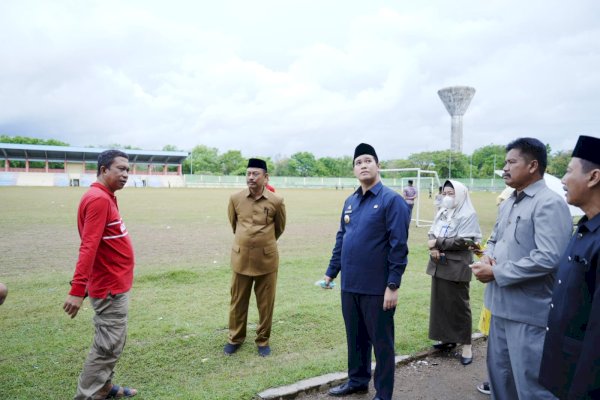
[484,179,572,327]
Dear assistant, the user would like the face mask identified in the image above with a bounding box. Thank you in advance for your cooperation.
[441,196,455,209]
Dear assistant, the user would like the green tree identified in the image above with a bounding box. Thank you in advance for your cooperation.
[273,158,294,176]
[379,159,416,179]
[471,144,506,178]
[380,159,415,169]
[0,135,70,168]
[0,135,69,146]
[547,149,572,177]
[289,152,319,176]
[219,150,246,175]
[408,150,469,179]
[162,144,181,151]
[185,145,219,174]
[317,156,353,177]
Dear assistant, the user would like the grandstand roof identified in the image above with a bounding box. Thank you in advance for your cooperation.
[0,143,189,164]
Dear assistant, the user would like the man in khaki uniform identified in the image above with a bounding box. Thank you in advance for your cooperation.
[225,158,286,357]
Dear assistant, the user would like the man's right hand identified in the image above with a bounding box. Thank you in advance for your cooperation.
[63,295,84,319]
[323,275,333,289]
[480,255,495,266]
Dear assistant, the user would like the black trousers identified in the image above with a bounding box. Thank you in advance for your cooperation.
[341,291,396,400]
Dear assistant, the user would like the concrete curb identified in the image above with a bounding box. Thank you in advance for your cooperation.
[257,332,485,399]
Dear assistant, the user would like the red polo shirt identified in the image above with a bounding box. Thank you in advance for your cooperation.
[69,182,135,298]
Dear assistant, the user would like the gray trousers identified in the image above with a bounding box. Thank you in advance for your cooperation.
[74,292,129,400]
[487,315,557,400]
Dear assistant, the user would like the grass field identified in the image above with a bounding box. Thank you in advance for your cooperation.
[0,187,500,399]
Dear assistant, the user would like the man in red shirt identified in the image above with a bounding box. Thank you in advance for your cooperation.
[0,282,7,305]
[63,149,138,399]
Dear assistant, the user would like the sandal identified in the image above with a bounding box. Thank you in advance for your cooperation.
[105,384,137,399]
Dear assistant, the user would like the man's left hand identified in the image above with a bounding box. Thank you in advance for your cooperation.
[383,288,398,310]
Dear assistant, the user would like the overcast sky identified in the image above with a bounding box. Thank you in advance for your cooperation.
[0,0,598,160]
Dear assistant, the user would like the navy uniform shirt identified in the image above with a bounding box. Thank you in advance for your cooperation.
[540,213,600,399]
[326,181,410,295]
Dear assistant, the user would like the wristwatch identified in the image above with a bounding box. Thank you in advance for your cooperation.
[387,282,398,291]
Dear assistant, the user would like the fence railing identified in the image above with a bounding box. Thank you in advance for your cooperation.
[183,175,507,192]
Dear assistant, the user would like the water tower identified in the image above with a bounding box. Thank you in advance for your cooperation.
[437,86,476,153]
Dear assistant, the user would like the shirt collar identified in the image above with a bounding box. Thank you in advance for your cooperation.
[91,182,116,198]
[512,178,547,201]
[244,187,268,200]
[354,180,383,197]
[577,212,600,233]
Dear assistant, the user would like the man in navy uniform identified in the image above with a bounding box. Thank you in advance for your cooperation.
[539,135,600,399]
[322,143,410,400]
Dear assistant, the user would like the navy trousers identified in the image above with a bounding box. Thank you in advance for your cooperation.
[341,291,396,400]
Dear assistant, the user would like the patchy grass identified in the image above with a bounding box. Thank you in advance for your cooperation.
[0,187,500,399]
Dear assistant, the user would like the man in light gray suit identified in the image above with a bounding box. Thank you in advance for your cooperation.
[471,137,572,399]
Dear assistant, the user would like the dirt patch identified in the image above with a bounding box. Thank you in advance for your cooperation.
[295,338,489,400]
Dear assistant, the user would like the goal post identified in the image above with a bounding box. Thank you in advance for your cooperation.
[380,168,442,228]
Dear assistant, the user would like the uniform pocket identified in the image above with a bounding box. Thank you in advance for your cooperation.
[231,244,242,267]
[263,245,277,255]
[513,216,534,246]
[362,207,385,229]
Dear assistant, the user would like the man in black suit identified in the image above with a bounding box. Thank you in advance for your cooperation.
[539,135,600,399]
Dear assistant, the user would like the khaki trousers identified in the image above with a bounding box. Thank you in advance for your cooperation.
[74,292,129,400]
[228,271,277,346]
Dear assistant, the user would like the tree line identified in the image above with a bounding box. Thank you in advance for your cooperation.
[182,144,572,179]
[1,135,572,178]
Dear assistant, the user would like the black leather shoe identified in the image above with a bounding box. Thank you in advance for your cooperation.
[460,356,473,365]
[223,343,241,355]
[432,342,457,350]
[257,345,271,357]
[328,383,369,397]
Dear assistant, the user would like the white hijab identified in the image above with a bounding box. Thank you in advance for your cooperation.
[428,180,482,240]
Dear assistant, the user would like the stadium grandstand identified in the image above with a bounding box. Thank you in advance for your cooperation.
[0,143,189,188]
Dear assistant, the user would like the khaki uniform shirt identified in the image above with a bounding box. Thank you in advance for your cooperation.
[228,188,286,276]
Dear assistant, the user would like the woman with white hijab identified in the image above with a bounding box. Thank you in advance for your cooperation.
[426,180,482,365]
